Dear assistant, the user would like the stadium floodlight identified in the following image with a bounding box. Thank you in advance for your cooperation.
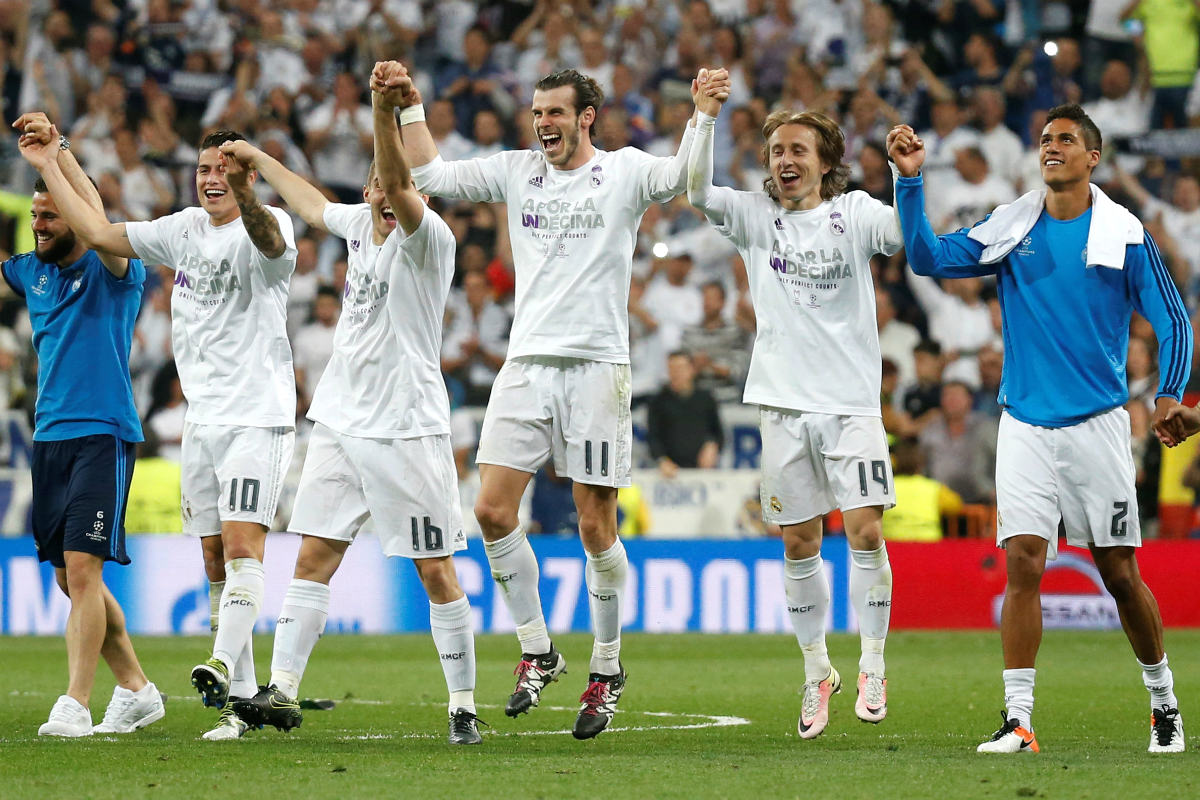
[1043,41,1058,57]
[652,241,669,258]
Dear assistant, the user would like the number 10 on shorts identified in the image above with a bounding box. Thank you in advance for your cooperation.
[228,478,261,512]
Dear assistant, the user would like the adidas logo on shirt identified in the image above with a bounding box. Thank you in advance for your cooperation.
[528,176,543,189]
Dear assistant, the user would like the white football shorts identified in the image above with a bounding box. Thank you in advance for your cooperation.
[759,407,895,525]
[476,356,633,488]
[289,423,466,559]
[996,407,1140,560]
[182,422,295,536]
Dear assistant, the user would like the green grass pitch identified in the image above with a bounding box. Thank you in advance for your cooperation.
[1,631,1197,799]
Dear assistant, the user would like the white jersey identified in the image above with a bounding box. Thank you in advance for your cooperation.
[126,206,298,428]
[715,190,901,415]
[410,130,694,363]
[306,203,455,439]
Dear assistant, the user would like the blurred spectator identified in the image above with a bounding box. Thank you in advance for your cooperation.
[972,86,1025,187]
[918,98,979,193]
[293,285,340,402]
[303,71,374,204]
[853,141,894,205]
[1085,0,1140,97]
[950,31,1007,95]
[1080,59,1152,181]
[511,5,580,94]
[130,279,172,413]
[426,98,475,162]
[436,25,515,137]
[1127,335,1159,412]
[113,127,175,221]
[1123,0,1199,128]
[681,280,749,404]
[907,272,992,387]
[617,483,651,537]
[69,24,118,100]
[1114,164,1200,284]
[919,381,998,504]
[442,269,509,406]
[467,109,506,159]
[0,35,23,128]
[0,320,19,408]
[973,344,1004,418]
[902,339,944,427]
[145,361,186,463]
[882,437,963,543]
[450,403,479,481]
[647,351,722,478]
[124,430,182,534]
[629,272,665,407]
[528,464,577,534]
[288,235,321,337]
[19,10,77,130]
[928,145,1015,233]
[643,251,702,353]
[877,286,921,387]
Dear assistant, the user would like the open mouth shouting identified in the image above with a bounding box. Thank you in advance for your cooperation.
[203,187,228,202]
[540,130,564,158]
[778,170,801,190]
[381,205,397,227]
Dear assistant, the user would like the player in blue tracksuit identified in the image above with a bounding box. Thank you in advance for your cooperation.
[888,104,1188,755]
[7,112,164,737]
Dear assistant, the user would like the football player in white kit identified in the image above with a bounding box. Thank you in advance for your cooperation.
[26,127,298,740]
[378,62,728,738]
[686,73,903,739]
[216,64,480,745]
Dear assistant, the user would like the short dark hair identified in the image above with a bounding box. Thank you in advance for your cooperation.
[316,285,341,302]
[535,69,605,120]
[198,129,247,151]
[914,339,942,357]
[667,350,692,362]
[1045,104,1102,155]
[33,176,47,193]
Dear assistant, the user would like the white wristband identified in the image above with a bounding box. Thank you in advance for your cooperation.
[398,104,426,126]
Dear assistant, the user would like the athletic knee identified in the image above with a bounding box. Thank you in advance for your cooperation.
[474,495,517,536]
[1100,566,1139,603]
[293,554,336,584]
[1005,548,1046,590]
[415,559,462,602]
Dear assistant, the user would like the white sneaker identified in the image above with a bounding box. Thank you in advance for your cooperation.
[38,695,93,737]
[93,683,166,734]
[977,711,1039,753]
[1149,706,1185,753]
[201,705,249,741]
[855,672,887,723]
[797,666,841,740]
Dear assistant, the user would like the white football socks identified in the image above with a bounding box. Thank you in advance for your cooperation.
[1139,653,1178,710]
[849,545,892,676]
[1002,668,1036,729]
[212,559,264,681]
[429,595,476,714]
[270,579,331,701]
[784,555,831,683]
[483,527,551,655]
[586,539,628,676]
[210,578,257,698]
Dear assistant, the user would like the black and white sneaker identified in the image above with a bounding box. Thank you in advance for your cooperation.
[572,664,626,740]
[232,685,302,732]
[1149,706,1185,753]
[448,709,484,745]
[505,645,567,717]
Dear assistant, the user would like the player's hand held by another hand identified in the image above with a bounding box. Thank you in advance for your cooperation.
[13,112,55,149]
[15,119,57,169]
[217,139,261,169]
[1154,397,1200,447]
[218,144,252,191]
[371,61,416,110]
[692,68,730,117]
[886,124,925,178]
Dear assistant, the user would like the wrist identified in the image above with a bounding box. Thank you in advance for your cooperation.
[399,104,426,126]
[695,110,717,127]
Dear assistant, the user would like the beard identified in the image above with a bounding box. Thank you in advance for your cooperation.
[35,229,78,264]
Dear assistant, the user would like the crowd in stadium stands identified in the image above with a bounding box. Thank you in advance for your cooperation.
[0,0,1198,537]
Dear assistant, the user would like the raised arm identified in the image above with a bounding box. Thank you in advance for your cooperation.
[886,125,995,279]
[370,62,425,236]
[643,69,729,204]
[218,142,287,259]
[687,68,735,225]
[18,131,136,259]
[218,139,330,231]
[14,112,130,277]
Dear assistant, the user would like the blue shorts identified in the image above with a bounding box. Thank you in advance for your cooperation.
[32,434,136,568]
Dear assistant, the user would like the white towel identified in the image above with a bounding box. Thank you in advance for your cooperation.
[966,184,1144,268]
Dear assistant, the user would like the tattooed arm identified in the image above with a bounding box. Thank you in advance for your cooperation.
[220,144,286,259]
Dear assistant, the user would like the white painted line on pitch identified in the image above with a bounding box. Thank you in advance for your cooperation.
[334,702,751,740]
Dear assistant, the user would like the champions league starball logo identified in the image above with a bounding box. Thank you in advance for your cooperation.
[591,165,604,187]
